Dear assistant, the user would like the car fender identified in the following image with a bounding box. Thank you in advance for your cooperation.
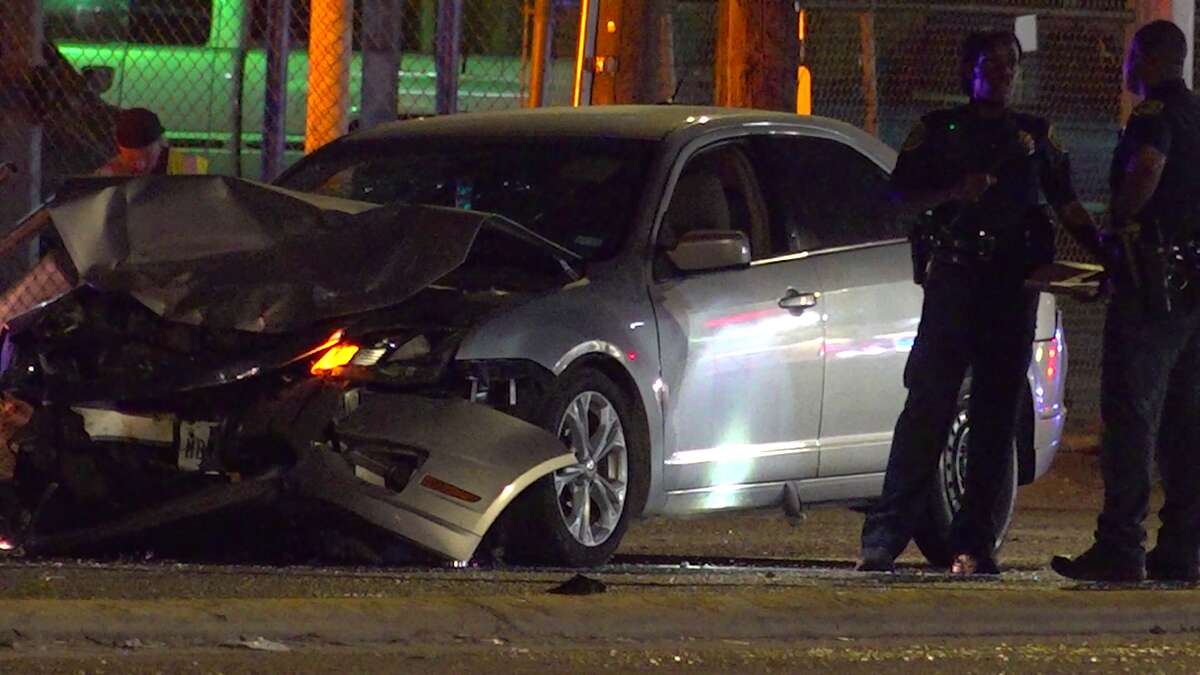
[453,272,669,513]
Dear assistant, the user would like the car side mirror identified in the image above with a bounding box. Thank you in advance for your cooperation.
[82,66,114,94]
[666,230,751,272]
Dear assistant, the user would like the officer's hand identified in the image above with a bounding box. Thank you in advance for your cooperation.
[954,173,996,203]
[1093,275,1114,303]
[1097,228,1125,270]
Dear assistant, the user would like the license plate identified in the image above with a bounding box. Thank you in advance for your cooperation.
[177,421,217,471]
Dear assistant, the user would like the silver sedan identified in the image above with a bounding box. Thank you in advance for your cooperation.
[276,105,1067,567]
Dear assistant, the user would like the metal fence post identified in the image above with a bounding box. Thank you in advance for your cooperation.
[527,0,553,107]
[226,2,250,176]
[1174,1,1194,88]
[262,0,291,182]
[362,0,403,129]
[572,0,602,105]
[436,0,464,115]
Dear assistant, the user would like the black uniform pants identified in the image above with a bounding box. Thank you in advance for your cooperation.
[1096,289,1200,563]
[861,258,1037,560]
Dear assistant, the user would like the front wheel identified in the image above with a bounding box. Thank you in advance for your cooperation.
[913,399,1019,568]
[506,368,648,567]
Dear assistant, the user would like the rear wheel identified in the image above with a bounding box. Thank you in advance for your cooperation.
[507,368,648,567]
[913,397,1019,568]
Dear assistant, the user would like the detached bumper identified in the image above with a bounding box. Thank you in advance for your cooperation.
[56,389,572,563]
[290,393,574,563]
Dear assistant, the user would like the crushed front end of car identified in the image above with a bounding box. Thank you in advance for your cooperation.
[0,176,575,563]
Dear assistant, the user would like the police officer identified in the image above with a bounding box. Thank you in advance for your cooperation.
[1052,21,1200,583]
[857,30,1101,575]
[95,108,207,177]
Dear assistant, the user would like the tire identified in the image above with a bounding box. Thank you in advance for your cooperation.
[912,396,1019,568]
[506,367,649,567]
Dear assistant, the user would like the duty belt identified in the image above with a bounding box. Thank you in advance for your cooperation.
[1110,222,1200,315]
[929,228,998,264]
[1174,240,1200,276]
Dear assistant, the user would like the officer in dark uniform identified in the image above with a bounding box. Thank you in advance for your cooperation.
[1053,20,1200,583]
[857,30,1101,575]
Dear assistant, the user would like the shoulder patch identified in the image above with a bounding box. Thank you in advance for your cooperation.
[1047,125,1065,153]
[901,120,927,152]
[1133,100,1164,117]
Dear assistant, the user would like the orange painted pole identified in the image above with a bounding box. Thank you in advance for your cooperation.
[528,0,552,107]
[858,12,877,133]
[796,66,812,115]
[306,0,354,154]
[715,0,745,107]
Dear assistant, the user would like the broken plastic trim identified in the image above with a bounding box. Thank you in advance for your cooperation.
[24,475,281,555]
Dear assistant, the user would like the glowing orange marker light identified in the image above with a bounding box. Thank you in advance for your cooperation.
[311,344,360,374]
[421,475,482,503]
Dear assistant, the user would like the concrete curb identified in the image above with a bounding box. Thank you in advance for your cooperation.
[1,586,1197,646]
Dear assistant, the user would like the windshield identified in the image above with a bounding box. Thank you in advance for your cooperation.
[279,137,655,261]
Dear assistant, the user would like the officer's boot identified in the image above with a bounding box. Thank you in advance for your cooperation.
[855,547,895,573]
[1051,543,1146,582]
[1146,544,1200,583]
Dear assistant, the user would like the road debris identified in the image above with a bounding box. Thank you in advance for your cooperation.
[548,574,607,595]
[223,636,291,652]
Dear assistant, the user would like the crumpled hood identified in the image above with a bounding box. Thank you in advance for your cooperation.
[47,176,497,334]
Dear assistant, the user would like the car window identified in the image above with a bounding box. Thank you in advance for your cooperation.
[45,0,213,46]
[659,143,776,260]
[279,137,655,262]
[750,135,899,252]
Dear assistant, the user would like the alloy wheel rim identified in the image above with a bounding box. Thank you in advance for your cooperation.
[554,391,629,547]
[942,410,971,512]
[941,409,1014,545]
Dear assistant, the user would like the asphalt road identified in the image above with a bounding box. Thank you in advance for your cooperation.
[2,448,1198,674]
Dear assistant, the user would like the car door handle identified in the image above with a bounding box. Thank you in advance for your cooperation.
[778,289,819,311]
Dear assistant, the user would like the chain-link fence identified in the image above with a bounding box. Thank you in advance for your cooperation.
[1,0,583,183]
[671,0,1140,433]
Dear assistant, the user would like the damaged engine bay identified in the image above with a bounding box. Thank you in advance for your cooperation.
[0,176,580,565]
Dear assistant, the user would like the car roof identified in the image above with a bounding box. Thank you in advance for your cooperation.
[346,105,896,164]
